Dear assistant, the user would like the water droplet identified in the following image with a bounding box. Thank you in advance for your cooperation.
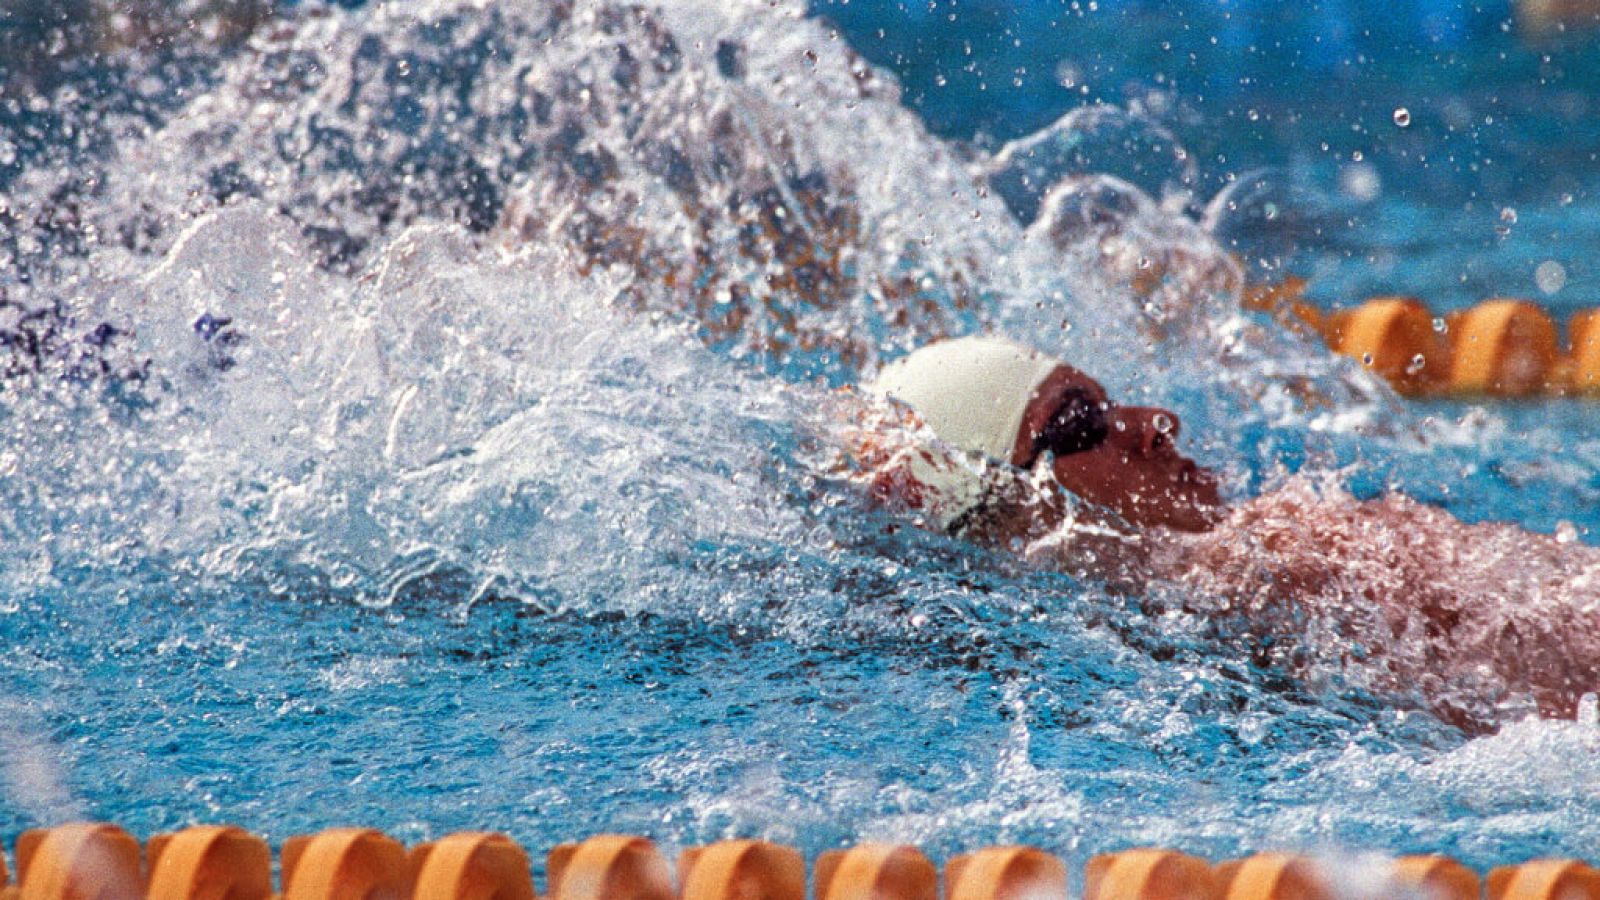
[1152,413,1173,434]
[1392,107,1411,127]
[1405,354,1427,375]
[1500,206,1518,225]
[1238,715,1267,744]
[1536,260,1567,295]
[1432,317,1447,333]
[1556,520,1579,545]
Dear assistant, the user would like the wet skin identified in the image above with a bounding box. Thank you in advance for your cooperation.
[1010,365,1224,533]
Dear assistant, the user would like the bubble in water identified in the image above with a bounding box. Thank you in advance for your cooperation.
[1392,107,1411,128]
[1405,354,1427,375]
[1536,260,1568,295]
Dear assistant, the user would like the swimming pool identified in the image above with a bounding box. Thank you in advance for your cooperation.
[2,0,1599,879]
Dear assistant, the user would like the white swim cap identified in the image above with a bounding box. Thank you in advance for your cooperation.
[869,336,1061,463]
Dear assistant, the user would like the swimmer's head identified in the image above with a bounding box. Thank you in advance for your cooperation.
[870,337,1061,462]
[869,336,1222,532]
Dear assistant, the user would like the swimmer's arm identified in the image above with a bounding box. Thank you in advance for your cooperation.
[1157,482,1600,726]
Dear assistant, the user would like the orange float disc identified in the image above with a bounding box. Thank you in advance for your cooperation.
[1242,277,1308,316]
[1446,298,1559,396]
[146,826,271,900]
[1287,302,1326,338]
[14,830,48,887]
[1488,859,1600,900]
[17,824,142,900]
[410,832,533,900]
[144,835,173,888]
[945,846,1066,900]
[1567,309,1600,394]
[1390,855,1479,900]
[1084,849,1218,900]
[1216,855,1327,900]
[814,844,936,900]
[281,829,409,900]
[677,840,803,900]
[545,844,576,897]
[1327,296,1444,395]
[546,835,672,900]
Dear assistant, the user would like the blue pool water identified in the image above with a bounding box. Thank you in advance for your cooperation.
[3,0,1600,880]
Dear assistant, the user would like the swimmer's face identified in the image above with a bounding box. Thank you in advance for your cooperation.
[1011,365,1223,533]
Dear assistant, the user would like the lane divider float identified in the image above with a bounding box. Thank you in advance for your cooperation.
[18,823,142,900]
[282,828,409,900]
[8,823,1600,900]
[1392,855,1481,900]
[815,844,937,900]
[145,826,270,900]
[1489,860,1600,900]
[411,833,533,900]
[547,835,673,900]
[1084,849,1216,900]
[1215,854,1328,900]
[677,840,804,900]
[1444,299,1560,397]
[1244,282,1598,399]
[946,846,1067,900]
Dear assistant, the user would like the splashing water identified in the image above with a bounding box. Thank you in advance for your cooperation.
[2,0,1599,870]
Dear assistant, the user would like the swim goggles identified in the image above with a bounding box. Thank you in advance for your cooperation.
[1025,387,1110,467]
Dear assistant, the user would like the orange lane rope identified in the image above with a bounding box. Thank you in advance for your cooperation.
[4,824,1600,900]
[1245,282,1597,399]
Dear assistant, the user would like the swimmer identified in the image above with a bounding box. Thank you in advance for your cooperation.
[846,335,1600,732]
[860,336,1222,539]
